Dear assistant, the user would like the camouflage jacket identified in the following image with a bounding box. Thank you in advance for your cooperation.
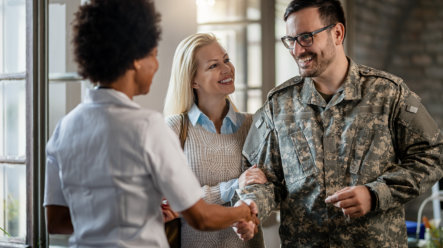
[237,60,443,247]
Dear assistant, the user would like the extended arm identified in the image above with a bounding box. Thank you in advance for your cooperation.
[368,86,443,211]
[326,84,443,215]
[180,198,255,231]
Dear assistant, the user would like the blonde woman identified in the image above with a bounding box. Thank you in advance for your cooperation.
[163,33,266,248]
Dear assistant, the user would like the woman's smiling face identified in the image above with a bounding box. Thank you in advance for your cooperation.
[192,41,235,101]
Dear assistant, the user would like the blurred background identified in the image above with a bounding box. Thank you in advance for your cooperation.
[0,0,442,246]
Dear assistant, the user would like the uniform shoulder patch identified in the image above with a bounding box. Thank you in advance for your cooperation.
[267,76,302,100]
[358,64,403,85]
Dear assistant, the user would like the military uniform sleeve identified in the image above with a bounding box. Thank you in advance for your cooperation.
[366,83,443,211]
[236,103,286,221]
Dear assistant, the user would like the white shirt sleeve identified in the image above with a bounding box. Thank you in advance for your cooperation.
[143,113,203,212]
[43,131,68,207]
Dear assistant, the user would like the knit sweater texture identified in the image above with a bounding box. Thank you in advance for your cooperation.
[166,113,265,248]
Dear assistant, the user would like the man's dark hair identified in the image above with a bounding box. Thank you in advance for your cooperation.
[284,0,346,38]
[72,0,161,84]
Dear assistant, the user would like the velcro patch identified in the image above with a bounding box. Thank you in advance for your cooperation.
[255,117,264,128]
[406,105,418,114]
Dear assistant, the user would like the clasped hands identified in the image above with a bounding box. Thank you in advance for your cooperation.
[232,164,267,241]
[161,164,267,240]
[232,199,259,241]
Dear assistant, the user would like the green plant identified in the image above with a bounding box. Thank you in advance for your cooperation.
[0,226,10,237]
[6,194,19,237]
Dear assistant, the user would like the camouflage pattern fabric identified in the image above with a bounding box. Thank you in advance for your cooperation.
[237,59,443,247]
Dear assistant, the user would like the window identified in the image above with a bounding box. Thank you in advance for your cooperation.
[196,0,265,113]
[0,0,27,244]
[196,0,300,112]
[275,0,299,86]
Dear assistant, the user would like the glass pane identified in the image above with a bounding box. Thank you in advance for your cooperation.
[49,3,67,74]
[247,89,261,113]
[196,0,260,23]
[275,0,298,86]
[247,24,261,87]
[0,0,26,73]
[0,163,26,241]
[246,0,260,20]
[0,80,26,159]
[275,0,291,39]
[275,43,298,86]
[49,1,80,74]
[231,89,246,113]
[48,80,88,135]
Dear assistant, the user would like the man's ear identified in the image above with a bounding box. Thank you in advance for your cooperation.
[333,23,345,45]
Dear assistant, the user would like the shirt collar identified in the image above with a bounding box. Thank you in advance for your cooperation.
[341,58,362,101]
[85,88,141,109]
[187,100,238,128]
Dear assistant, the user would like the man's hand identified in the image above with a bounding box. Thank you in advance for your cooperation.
[232,199,259,240]
[233,220,257,241]
[239,164,268,189]
[324,186,372,218]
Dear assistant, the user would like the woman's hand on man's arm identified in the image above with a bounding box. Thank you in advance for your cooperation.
[239,164,268,189]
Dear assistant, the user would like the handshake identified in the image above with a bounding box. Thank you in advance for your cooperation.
[232,199,260,241]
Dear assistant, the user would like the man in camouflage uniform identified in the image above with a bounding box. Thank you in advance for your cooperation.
[234,0,443,247]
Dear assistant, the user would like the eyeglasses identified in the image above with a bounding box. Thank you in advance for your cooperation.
[281,24,336,49]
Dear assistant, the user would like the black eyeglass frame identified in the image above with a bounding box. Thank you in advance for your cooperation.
[281,23,336,49]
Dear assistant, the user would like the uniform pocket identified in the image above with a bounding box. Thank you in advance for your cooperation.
[348,105,387,184]
[279,129,316,186]
[243,114,271,164]
[291,130,314,173]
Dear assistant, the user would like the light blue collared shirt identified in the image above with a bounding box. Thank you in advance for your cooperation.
[187,101,244,203]
[187,101,245,134]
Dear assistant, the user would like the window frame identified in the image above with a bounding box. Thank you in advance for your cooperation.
[196,0,275,112]
[25,0,48,247]
[0,0,43,246]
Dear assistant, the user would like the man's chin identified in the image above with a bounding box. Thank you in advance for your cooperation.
[299,69,315,77]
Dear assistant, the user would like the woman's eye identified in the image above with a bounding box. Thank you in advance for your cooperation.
[209,64,217,69]
[224,58,230,63]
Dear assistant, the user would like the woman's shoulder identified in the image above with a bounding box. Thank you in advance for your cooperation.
[165,114,182,127]
[165,114,185,136]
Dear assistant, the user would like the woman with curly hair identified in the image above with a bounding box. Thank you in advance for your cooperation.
[43,1,258,247]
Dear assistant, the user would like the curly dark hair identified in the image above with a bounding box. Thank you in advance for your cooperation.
[284,0,346,39]
[72,0,161,84]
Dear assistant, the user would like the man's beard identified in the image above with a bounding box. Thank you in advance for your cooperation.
[296,37,336,78]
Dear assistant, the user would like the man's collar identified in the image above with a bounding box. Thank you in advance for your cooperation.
[299,58,362,106]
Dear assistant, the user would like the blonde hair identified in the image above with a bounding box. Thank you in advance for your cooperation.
[163,33,217,116]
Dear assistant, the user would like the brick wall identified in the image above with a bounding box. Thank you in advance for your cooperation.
[387,0,443,129]
[350,0,443,222]
[350,0,443,128]
[350,0,411,69]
